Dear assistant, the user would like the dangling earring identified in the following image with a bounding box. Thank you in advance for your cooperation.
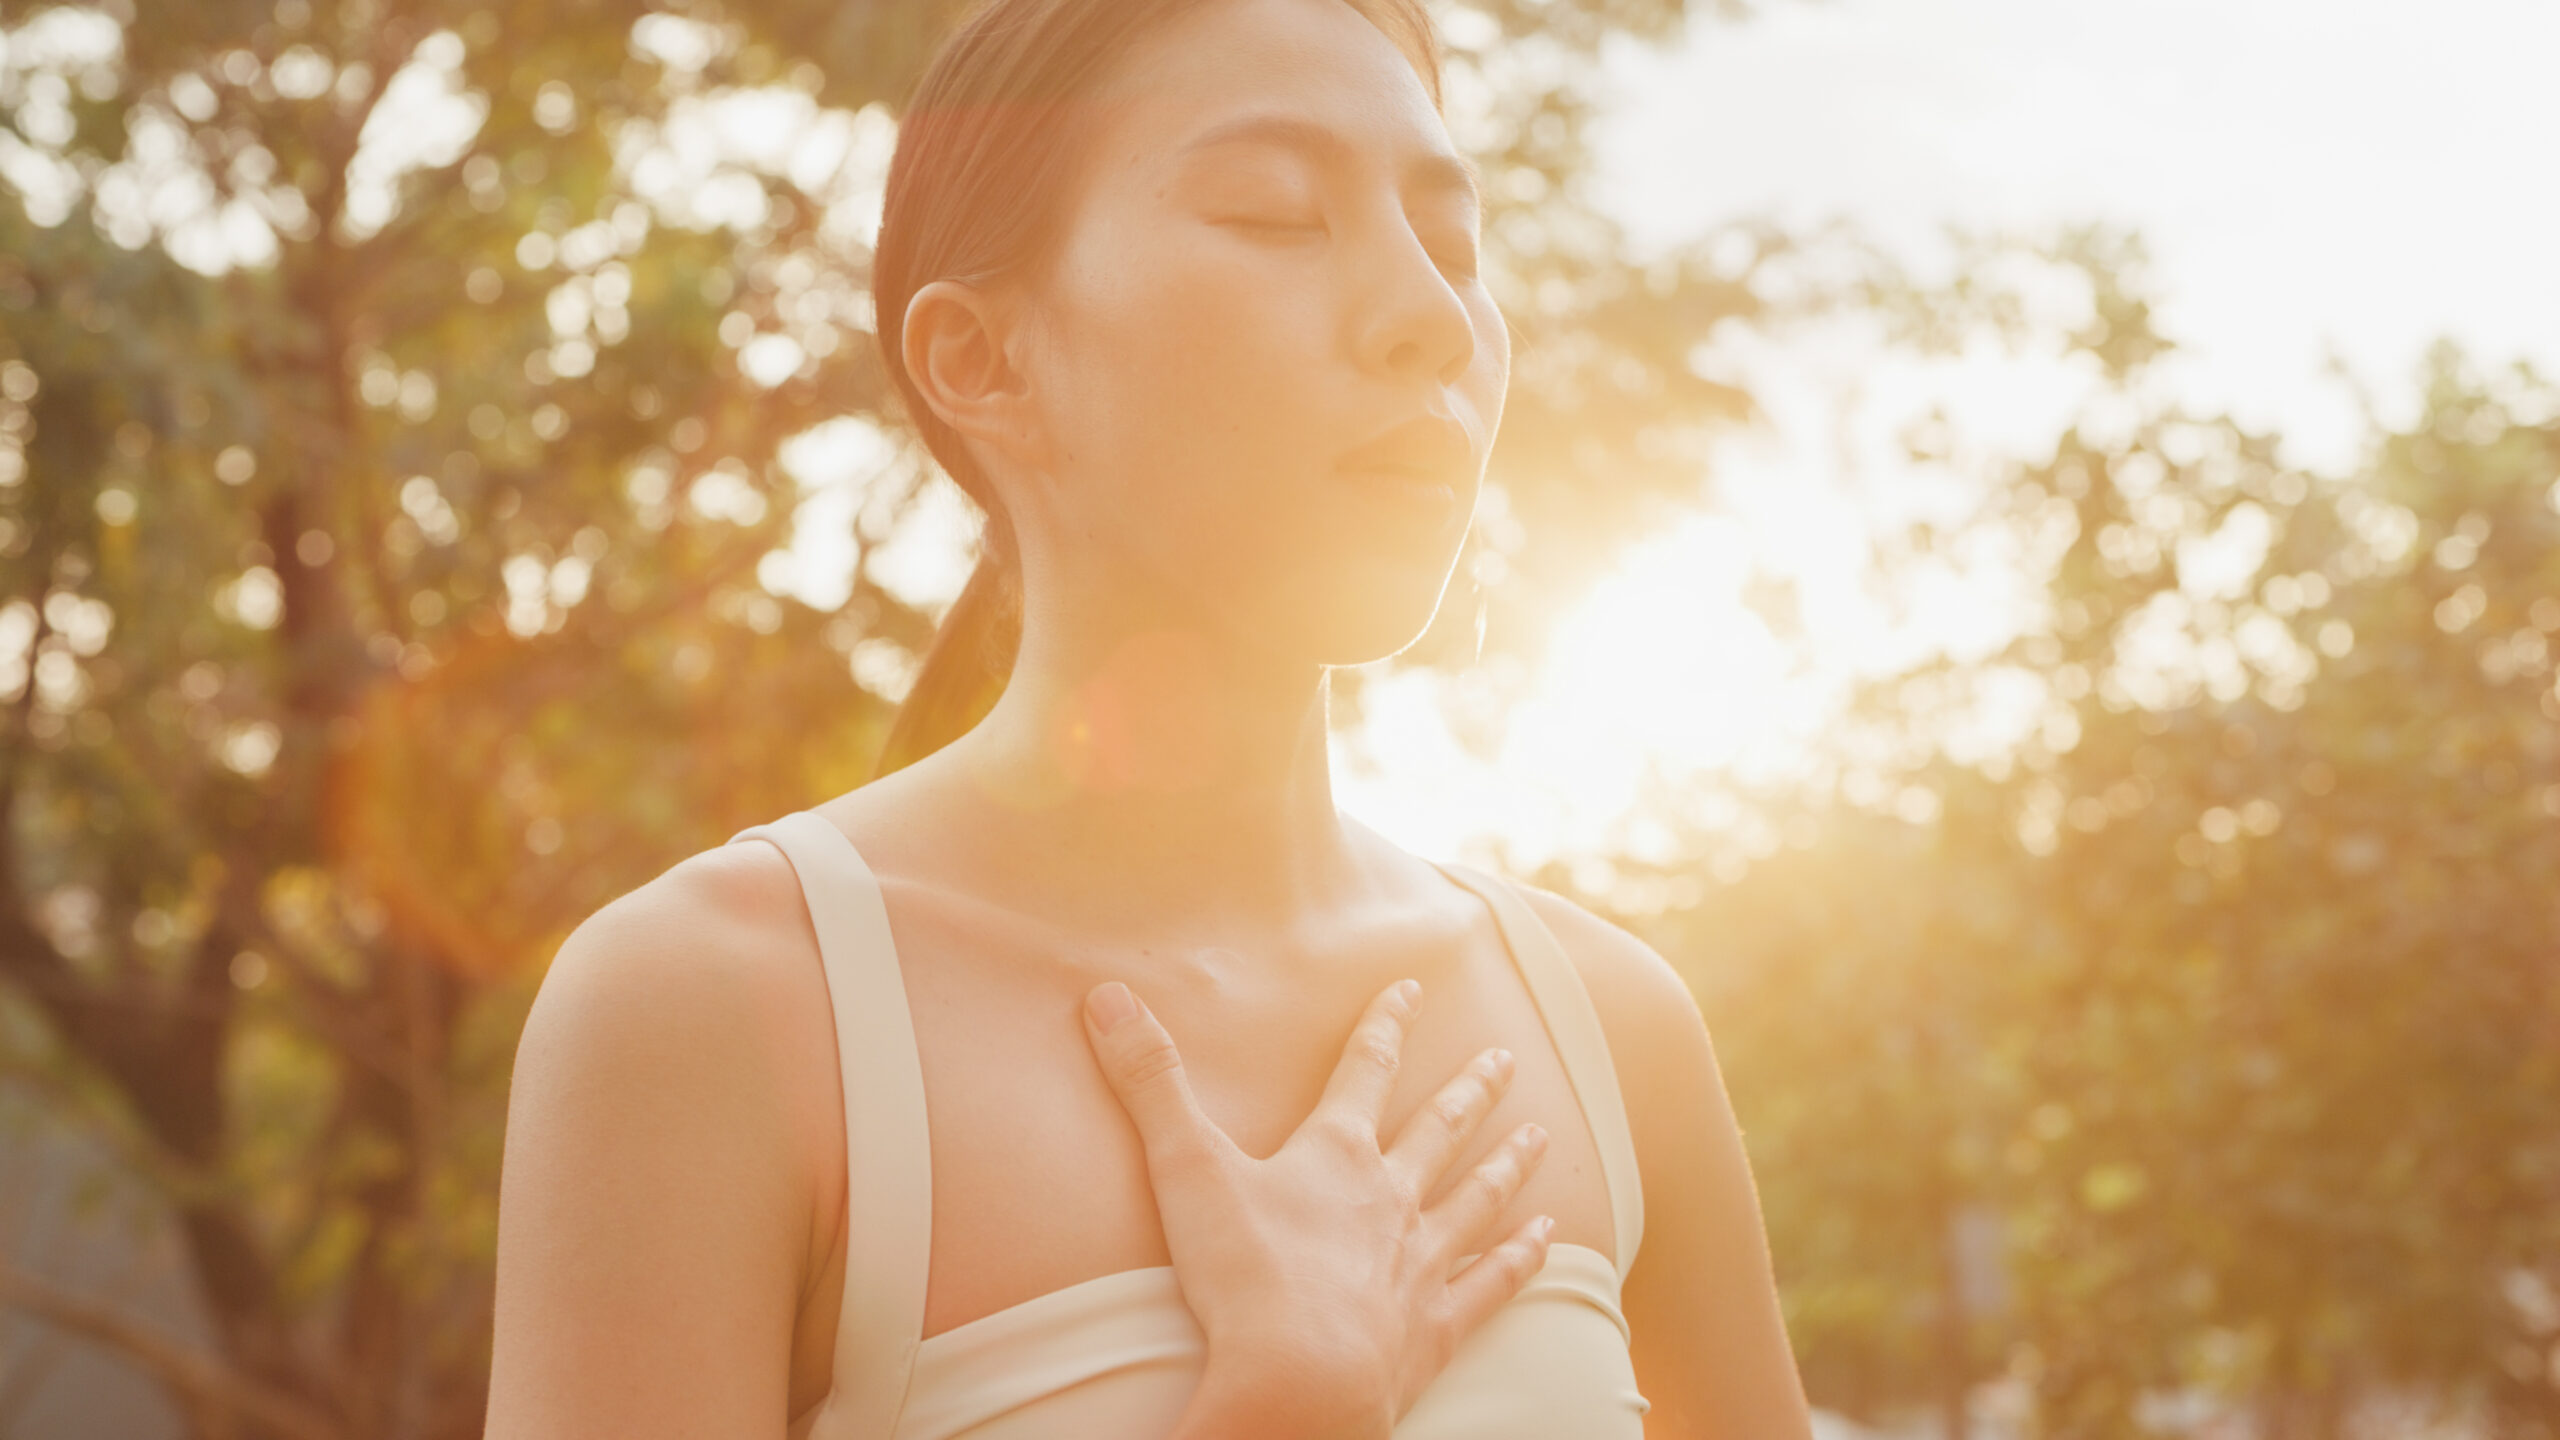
[1469,565,1489,667]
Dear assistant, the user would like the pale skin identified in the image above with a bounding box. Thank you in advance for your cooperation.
[484,0,1814,1436]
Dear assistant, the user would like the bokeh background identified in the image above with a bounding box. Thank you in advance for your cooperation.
[1,0,2555,1436]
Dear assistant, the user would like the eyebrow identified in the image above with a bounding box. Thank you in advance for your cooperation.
[1178,113,1483,211]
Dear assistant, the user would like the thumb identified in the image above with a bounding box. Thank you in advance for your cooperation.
[1083,982,1220,1174]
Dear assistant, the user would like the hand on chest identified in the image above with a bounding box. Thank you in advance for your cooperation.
[901,908,1620,1336]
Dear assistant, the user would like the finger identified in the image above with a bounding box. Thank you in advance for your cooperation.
[1083,981,1224,1176]
[1424,1121,1547,1254]
[1383,1046,1515,1192]
[1311,979,1422,1134]
[1442,1214,1557,1341]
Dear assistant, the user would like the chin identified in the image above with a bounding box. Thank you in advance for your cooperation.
[1290,565,1460,667]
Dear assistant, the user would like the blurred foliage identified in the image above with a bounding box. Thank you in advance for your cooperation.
[1616,329,2560,1437]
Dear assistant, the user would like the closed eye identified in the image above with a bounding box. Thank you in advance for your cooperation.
[1218,216,1475,278]
[1223,217,1328,236]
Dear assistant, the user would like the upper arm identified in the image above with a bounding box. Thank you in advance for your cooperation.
[1518,886,1813,1440]
[486,847,840,1440]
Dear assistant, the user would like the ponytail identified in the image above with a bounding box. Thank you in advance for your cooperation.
[870,540,1021,781]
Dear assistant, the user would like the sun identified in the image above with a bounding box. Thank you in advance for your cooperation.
[1500,512,1797,811]
[1337,507,1838,871]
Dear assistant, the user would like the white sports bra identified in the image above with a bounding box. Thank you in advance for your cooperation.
[727,809,1650,1439]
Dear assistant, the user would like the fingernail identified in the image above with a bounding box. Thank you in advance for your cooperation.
[1523,1123,1547,1151]
[1394,978,1421,1010]
[1488,1048,1514,1079]
[1534,1216,1555,1241]
[1088,982,1138,1034]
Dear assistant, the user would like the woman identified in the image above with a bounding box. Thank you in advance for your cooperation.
[484,0,1813,1435]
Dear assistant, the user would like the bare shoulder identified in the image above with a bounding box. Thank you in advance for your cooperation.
[519,835,834,1082]
[1506,880,1731,1231]
[488,835,847,1436]
[1508,880,1715,1087]
[1511,879,1814,1439]
[543,832,823,991]
[500,834,844,1278]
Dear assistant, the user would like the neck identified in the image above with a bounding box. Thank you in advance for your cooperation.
[931,594,1365,938]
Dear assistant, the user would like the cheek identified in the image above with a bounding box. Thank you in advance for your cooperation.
[1047,226,1334,549]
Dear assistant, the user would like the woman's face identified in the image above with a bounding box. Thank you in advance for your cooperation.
[1003,0,1506,669]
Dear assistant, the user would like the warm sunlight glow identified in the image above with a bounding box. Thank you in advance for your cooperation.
[1339,500,1864,875]
[1500,514,1801,801]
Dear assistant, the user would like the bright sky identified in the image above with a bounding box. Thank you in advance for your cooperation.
[1332,0,2560,881]
[1586,0,2560,460]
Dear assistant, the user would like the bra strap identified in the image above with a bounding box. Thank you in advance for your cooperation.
[729,811,931,1440]
[1430,860,1646,1276]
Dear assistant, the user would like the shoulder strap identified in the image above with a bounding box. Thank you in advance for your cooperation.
[1429,859,1645,1276]
[728,811,931,1440]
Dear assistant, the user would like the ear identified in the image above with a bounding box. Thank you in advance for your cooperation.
[901,278,1049,477]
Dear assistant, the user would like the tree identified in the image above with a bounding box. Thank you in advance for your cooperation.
[1615,246,2560,1435]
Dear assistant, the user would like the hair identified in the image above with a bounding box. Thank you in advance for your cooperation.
[866,0,1446,781]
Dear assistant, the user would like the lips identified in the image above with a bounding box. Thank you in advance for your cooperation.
[1336,413,1474,485]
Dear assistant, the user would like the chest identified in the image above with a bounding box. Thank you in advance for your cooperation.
[879,891,1623,1341]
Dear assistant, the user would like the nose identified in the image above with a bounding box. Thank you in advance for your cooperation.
[1349,216,1477,388]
